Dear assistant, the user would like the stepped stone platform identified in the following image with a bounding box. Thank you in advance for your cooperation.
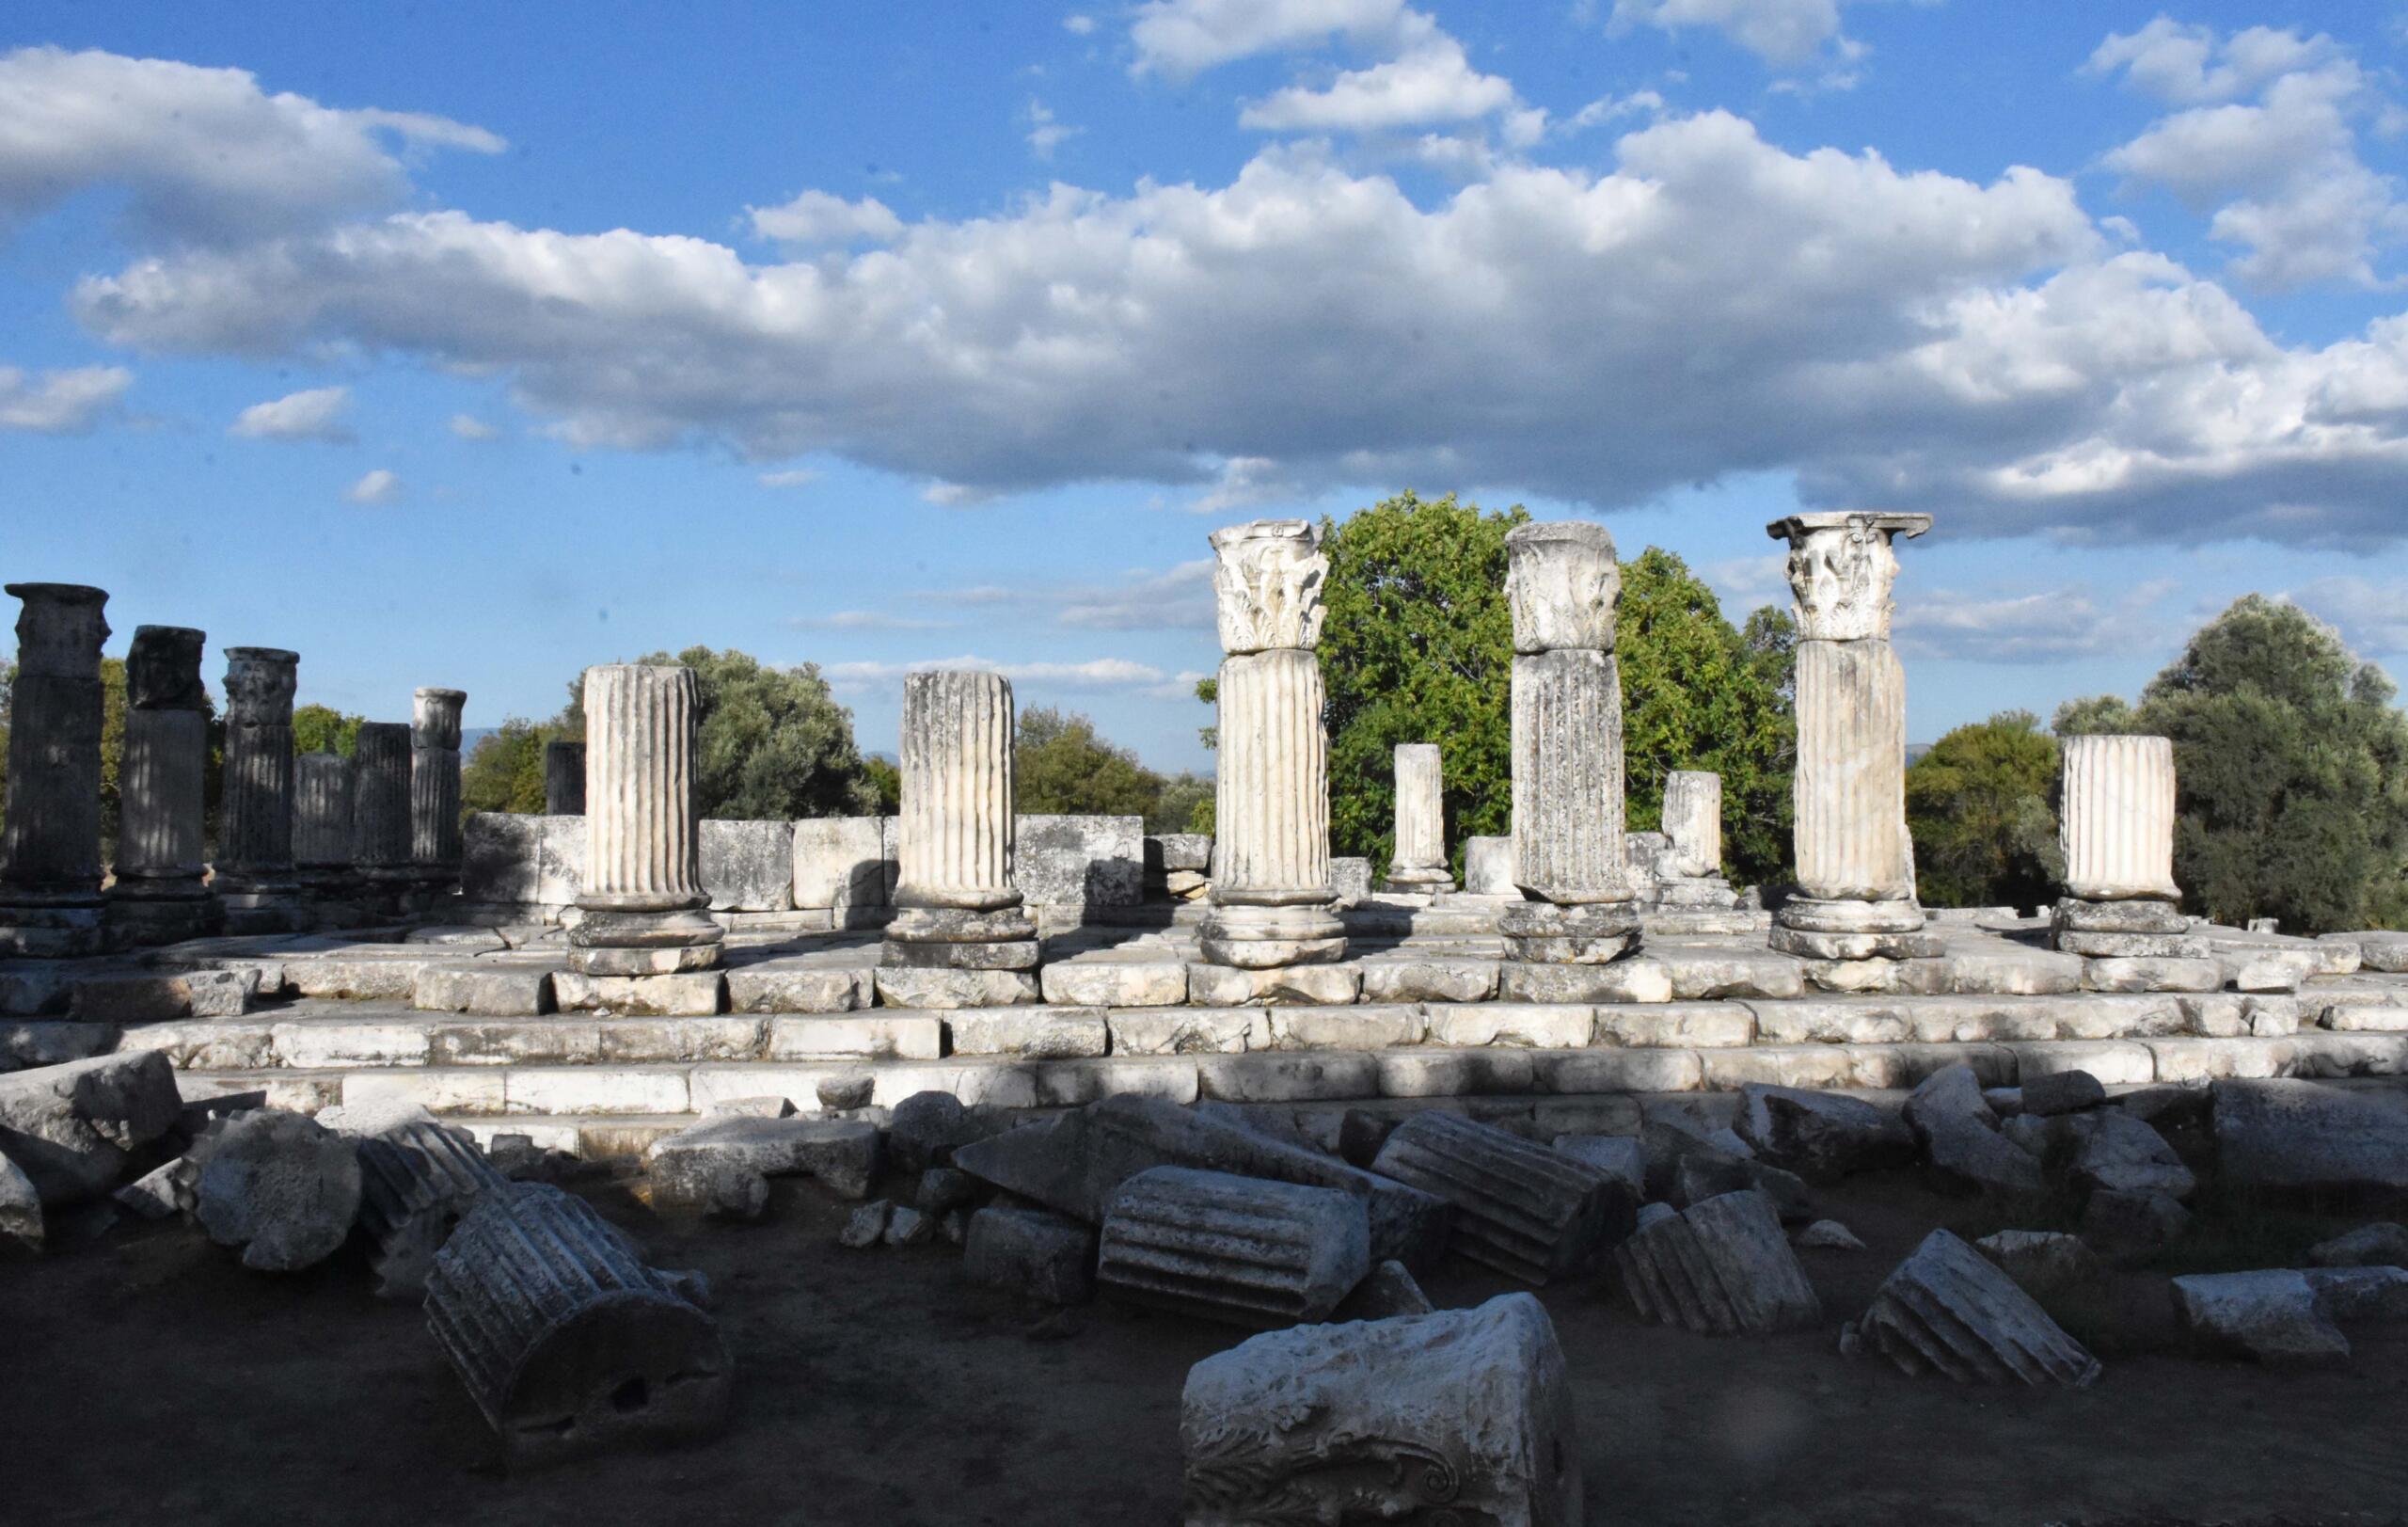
[6,902,2404,1158]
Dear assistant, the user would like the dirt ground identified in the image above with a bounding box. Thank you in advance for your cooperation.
[5,1164,2406,1527]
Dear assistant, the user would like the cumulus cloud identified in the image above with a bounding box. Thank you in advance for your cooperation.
[824,654,1176,692]
[0,46,501,244]
[1025,100,1083,159]
[747,190,903,248]
[1129,0,1427,77]
[0,362,132,433]
[2090,23,2402,290]
[448,412,499,439]
[1607,0,1861,71]
[229,384,354,442]
[1893,579,2179,664]
[911,561,1218,632]
[1240,37,1517,134]
[344,468,402,504]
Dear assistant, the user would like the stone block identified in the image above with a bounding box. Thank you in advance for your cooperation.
[505,1066,689,1117]
[1531,1048,1703,1094]
[70,968,258,1022]
[2,1020,120,1073]
[2213,1078,2408,1195]
[1039,960,1188,1008]
[1377,1049,1535,1098]
[872,968,1039,1010]
[284,957,424,1001]
[647,1115,880,1208]
[790,817,889,909]
[699,819,796,912]
[766,1013,943,1060]
[557,971,725,1017]
[1736,1084,1914,1181]
[964,1204,1096,1304]
[1187,962,1361,1008]
[2083,956,2222,992]
[1099,1166,1370,1324]
[1651,946,1806,1001]
[344,1069,508,1115]
[1975,1230,2100,1298]
[1375,1111,1631,1283]
[1426,1003,1591,1049]
[1358,957,1498,1004]
[1859,1228,2099,1385]
[2009,1040,2157,1087]
[1152,833,1212,874]
[270,1021,433,1069]
[949,1007,1110,1058]
[188,1109,363,1271]
[1616,1189,1820,1335]
[1463,836,1516,896]
[1015,814,1144,906]
[0,1049,182,1203]
[1747,997,1913,1046]
[723,959,872,1014]
[460,812,583,906]
[1328,856,1373,906]
[412,964,554,1017]
[1263,1004,1424,1050]
[1196,1053,1381,1104]
[1497,959,1671,1005]
[1108,1009,1262,1056]
[1593,1002,1754,1049]
[2146,1036,2287,1083]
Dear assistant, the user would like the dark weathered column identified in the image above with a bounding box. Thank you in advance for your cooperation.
[214,645,306,931]
[411,686,467,891]
[1199,519,1344,969]
[544,740,587,816]
[350,723,417,885]
[109,624,220,946]
[568,664,722,976]
[0,583,109,956]
[293,751,356,892]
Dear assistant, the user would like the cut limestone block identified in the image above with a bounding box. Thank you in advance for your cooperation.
[1015,814,1144,907]
[1614,1190,1821,1336]
[188,1109,365,1271]
[1856,1228,2099,1386]
[2211,1078,2408,1195]
[964,1204,1097,1305]
[0,1049,182,1204]
[425,1183,730,1464]
[2165,1268,2408,1364]
[790,817,888,911]
[645,1114,881,1211]
[1098,1165,1369,1326]
[70,968,258,1021]
[1372,1111,1630,1283]
[872,968,1039,1010]
[1735,1084,1914,1182]
[699,819,795,913]
[1180,1292,1580,1527]
[1040,961,1189,1008]
[356,1120,508,1298]
[413,964,554,1018]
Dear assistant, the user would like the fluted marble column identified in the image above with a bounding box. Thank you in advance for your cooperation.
[411,687,467,889]
[1200,519,1344,969]
[1766,512,1937,961]
[351,724,416,883]
[214,646,307,930]
[1649,769,1739,910]
[1500,522,1639,963]
[881,671,1038,970]
[568,664,721,976]
[0,584,109,956]
[2053,734,2188,953]
[293,751,356,890]
[109,624,220,946]
[544,740,587,816]
[1384,743,1454,894]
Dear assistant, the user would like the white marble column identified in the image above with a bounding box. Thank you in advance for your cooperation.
[1200,519,1345,969]
[1384,742,1454,894]
[569,664,721,975]
[2053,733,2189,953]
[109,625,220,945]
[293,751,356,889]
[1766,512,1936,961]
[882,670,1038,970]
[1500,522,1640,963]
[0,583,109,956]
[214,645,307,931]
[1648,769,1740,910]
[411,686,467,887]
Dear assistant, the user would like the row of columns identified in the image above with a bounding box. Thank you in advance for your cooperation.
[0,582,467,955]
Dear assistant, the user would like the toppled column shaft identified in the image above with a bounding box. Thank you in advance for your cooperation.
[1098,1166,1369,1326]
[1371,1110,1628,1283]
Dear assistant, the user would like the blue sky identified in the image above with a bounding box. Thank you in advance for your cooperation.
[7,1,2408,771]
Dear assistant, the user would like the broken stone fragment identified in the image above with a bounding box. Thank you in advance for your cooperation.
[1904,1065,2042,1197]
[2309,1222,2408,1268]
[1857,1228,2099,1386]
[1736,1084,1915,1182]
[2020,1069,2107,1117]
[2212,1078,2408,1196]
[915,1166,980,1217]
[2171,1269,2359,1364]
[188,1109,363,1272]
[884,1204,933,1246]
[1373,1111,1630,1283]
[1614,1189,1821,1336]
[1550,1134,1646,1200]
[839,1199,893,1249]
[0,1049,182,1204]
[2070,1112,2194,1201]
[647,1115,882,1212]
[425,1182,730,1465]
[1975,1230,2101,1299]
[2081,1188,2192,1261]
[111,1157,186,1222]
[1097,1166,1370,1327]
[1334,1258,1434,1320]
[356,1120,507,1298]
[885,1090,997,1176]
[963,1204,1096,1305]
[1180,1292,1581,1527]
[0,1151,41,1250]
[1794,1218,1863,1251]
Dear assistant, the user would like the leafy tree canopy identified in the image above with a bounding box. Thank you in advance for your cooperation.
[293,704,365,758]
[1905,709,2061,911]
[461,716,571,816]
[1016,705,1210,831]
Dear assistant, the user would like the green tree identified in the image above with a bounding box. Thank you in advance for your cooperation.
[2050,694,2142,738]
[1905,710,2062,910]
[461,717,567,816]
[568,647,879,819]
[2130,596,2408,932]
[1318,491,1527,879]
[1152,771,1213,836]
[863,755,901,814]
[1618,549,1796,885]
[292,703,365,757]
[1016,706,1167,819]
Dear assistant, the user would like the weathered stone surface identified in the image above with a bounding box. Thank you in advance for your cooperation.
[356,1120,507,1297]
[2310,1221,2408,1268]
[1180,1292,1581,1527]
[1796,1217,1864,1250]
[2071,1111,2194,1201]
[215,645,301,909]
[723,959,869,1014]
[190,1109,364,1271]
[1904,1065,2043,1196]
[1427,1002,1592,1050]
[1858,1228,2099,1385]
[699,819,796,913]
[1359,957,1497,1004]
[425,1182,729,1462]
[1616,1189,1821,1335]
[410,687,467,879]
[2022,1069,2107,1116]
[0,1150,41,1249]
[0,1048,181,1203]
[839,1199,892,1248]
[1783,636,1917,909]
[1098,1166,1370,1325]
[1040,960,1187,1008]
[1975,1230,2100,1298]
[1108,1008,1260,1056]
[1,585,110,954]
[413,964,554,1017]
[965,1204,1096,1304]
[1509,649,1631,910]
[2080,954,2221,991]
[2080,1188,2192,1261]
[790,817,888,910]
[1372,1110,1629,1283]
[462,813,585,906]
[1336,1257,1434,1320]
[2058,735,2179,901]
[1550,1134,1646,1198]
[1736,1084,1915,1182]
[556,971,724,1017]
[1328,856,1374,906]
[1154,833,1213,874]
[1386,743,1454,892]
[2171,1269,2361,1364]
[71,968,256,1022]
[648,1114,880,1210]
[886,1090,998,1175]
[1017,814,1143,907]
[950,1007,1109,1059]
[1188,961,1360,1008]
[2213,1078,2408,1195]
[1202,652,1342,966]
[574,664,721,977]
[871,967,1039,1009]
[1497,955,1666,1003]
[1464,835,1516,897]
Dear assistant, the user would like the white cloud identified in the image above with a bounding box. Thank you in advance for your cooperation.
[757,467,819,487]
[2281,576,2408,658]
[1064,13,1097,36]
[0,362,131,433]
[1893,579,2179,664]
[911,561,1219,632]
[1129,0,1425,77]
[0,46,501,244]
[344,468,402,504]
[824,654,1174,692]
[747,190,903,248]
[2091,24,2401,290]
[229,384,353,442]
[448,412,499,440]
[1240,37,1517,134]
[1025,100,1083,159]
[1607,0,1859,70]
[786,610,956,631]
[1564,91,1666,135]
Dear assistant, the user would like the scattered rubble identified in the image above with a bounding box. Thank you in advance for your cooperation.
[0,1049,182,1203]
[839,1200,893,1249]
[2310,1222,2408,1268]
[1373,1111,1629,1282]
[1616,1189,1821,1336]
[964,1204,1096,1305]
[1180,1293,1580,1527]
[1098,1166,1370,1327]
[2171,1266,2408,1364]
[645,1114,880,1217]
[1794,1218,1863,1251]
[1334,1258,1433,1320]
[1856,1229,2099,1387]
[1975,1230,2101,1299]
[356,1120,507,1298]
[1903,1065,2043,1197]
[187,1109,364,1272]
[1,1150,41,1250]
[1736,1084,1915,1181]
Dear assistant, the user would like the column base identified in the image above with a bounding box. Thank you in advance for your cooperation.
[568,908,724,976]
[1382,866,1457,896]
[1648,876,1739,910]
[1770,897,1938,960]
[2053,896,2193,956]
[1497,900,1641,963]
[106,891,223,949]
[1198,903,1346,969]
[881,905,1040,971]
[213,888,312,936]
[0,899,106,958]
